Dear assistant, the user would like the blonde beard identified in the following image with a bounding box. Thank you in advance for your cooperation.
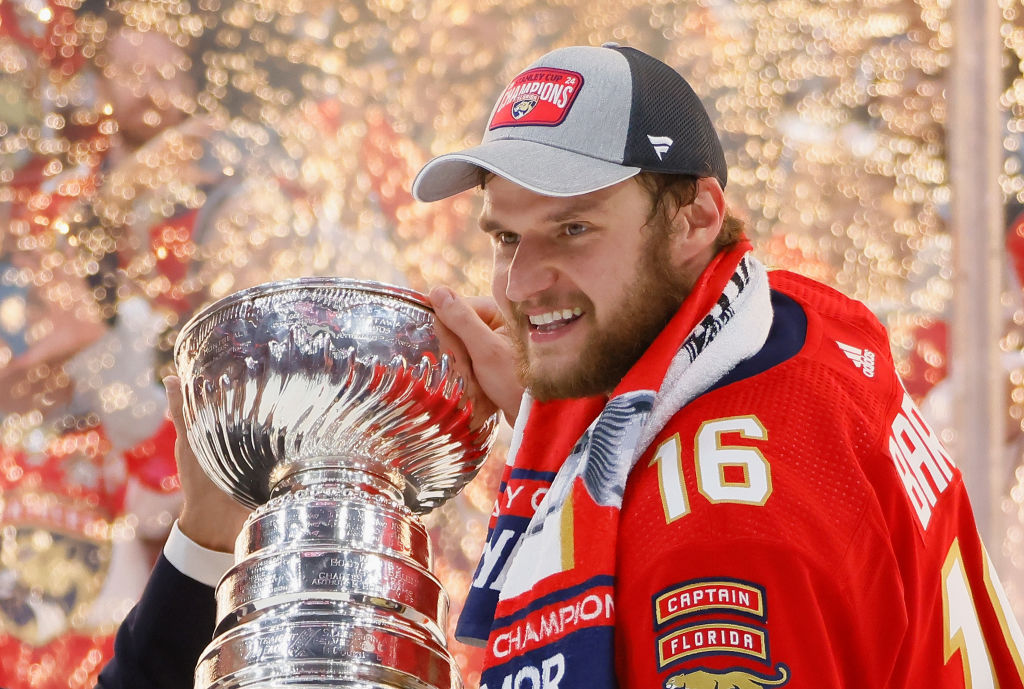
[509,225,690,401]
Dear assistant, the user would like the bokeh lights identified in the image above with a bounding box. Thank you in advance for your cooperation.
[2,0,1024,687]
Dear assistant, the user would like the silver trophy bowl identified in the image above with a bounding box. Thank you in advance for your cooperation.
[174,278,497,689]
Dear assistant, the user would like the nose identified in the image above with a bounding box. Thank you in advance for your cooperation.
[502,239,557,303]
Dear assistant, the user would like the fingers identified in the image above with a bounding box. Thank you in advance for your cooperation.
[162,373,250,552]
[429,286,501,342]
[429,288,510,370]
[163,375,187,434]
[163,375,197,471]
[431,316,472,372]
[428,299,497,429]
[163,374,200,474]
[428,287,525,424]
[462,295,505,329]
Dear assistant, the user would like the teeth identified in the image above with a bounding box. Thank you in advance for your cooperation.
[528,307,583,326]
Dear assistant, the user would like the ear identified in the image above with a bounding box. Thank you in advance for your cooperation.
[667,177,726,266]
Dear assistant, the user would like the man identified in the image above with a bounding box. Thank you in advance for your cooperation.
[412,44,1024,688]
[98,44,1024,689]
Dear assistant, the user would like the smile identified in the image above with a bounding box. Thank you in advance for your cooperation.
[528,307,583,332]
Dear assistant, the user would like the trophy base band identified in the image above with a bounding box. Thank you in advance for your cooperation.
[196,600,457,689]
[195,471,461,689]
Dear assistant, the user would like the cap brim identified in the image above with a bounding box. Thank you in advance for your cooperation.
[412,139,641,202]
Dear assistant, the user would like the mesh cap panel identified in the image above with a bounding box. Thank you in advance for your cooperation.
[617,47,727,187]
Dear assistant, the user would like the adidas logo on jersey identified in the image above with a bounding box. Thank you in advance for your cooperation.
[836,341,876,378]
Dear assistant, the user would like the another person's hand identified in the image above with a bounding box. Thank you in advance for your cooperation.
[0,263,107,415]
[164,375,250,553]
[429,287,525,426]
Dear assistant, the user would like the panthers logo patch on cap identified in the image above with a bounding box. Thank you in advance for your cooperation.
[489,67,584,129]
[511,93,539,119]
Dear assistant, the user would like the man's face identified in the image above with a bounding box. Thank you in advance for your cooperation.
[482,176,693,400]
[97,27,195,147]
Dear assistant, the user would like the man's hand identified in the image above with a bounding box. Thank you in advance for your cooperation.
[164,375,250,553]
[429,287,525,426]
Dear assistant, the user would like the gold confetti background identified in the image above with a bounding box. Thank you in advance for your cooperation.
[1,0,1023,687]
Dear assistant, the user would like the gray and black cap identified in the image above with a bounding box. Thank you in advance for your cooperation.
[412,44,727,202]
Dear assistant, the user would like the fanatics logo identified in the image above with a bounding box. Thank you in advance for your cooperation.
[489,67,584,129]
[836,341,875,378]
[648,135,674,160]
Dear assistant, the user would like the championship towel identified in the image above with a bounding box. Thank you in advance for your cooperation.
[456,243,774,689]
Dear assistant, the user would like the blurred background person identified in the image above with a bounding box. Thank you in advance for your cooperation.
[0,4,199,686]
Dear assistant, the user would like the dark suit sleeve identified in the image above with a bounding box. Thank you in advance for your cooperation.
[95,554,217,689]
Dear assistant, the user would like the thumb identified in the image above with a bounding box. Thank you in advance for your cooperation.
[163,374,187,435]
[429,286,495,343]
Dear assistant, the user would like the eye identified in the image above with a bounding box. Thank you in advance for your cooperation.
[563,223,589,237]
[492,231,519,246]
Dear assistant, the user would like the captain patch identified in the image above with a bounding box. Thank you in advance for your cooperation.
[654,578,766,626]
[489,68,583,129]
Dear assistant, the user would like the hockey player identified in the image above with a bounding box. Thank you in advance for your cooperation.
[413,44,1024,688]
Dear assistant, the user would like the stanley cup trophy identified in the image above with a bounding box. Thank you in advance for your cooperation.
[174,278,498,689]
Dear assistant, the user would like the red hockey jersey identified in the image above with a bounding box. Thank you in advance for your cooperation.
[615,271,1024,688]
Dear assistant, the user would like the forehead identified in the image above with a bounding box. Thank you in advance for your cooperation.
[479,176,643,225]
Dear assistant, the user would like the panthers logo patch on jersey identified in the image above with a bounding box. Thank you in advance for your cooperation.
[665,664,790,689]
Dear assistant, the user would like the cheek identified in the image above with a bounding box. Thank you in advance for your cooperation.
[490,265,518,319]
[579,260,640,319]
[489,256,509,298]
[490,277,508,314]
